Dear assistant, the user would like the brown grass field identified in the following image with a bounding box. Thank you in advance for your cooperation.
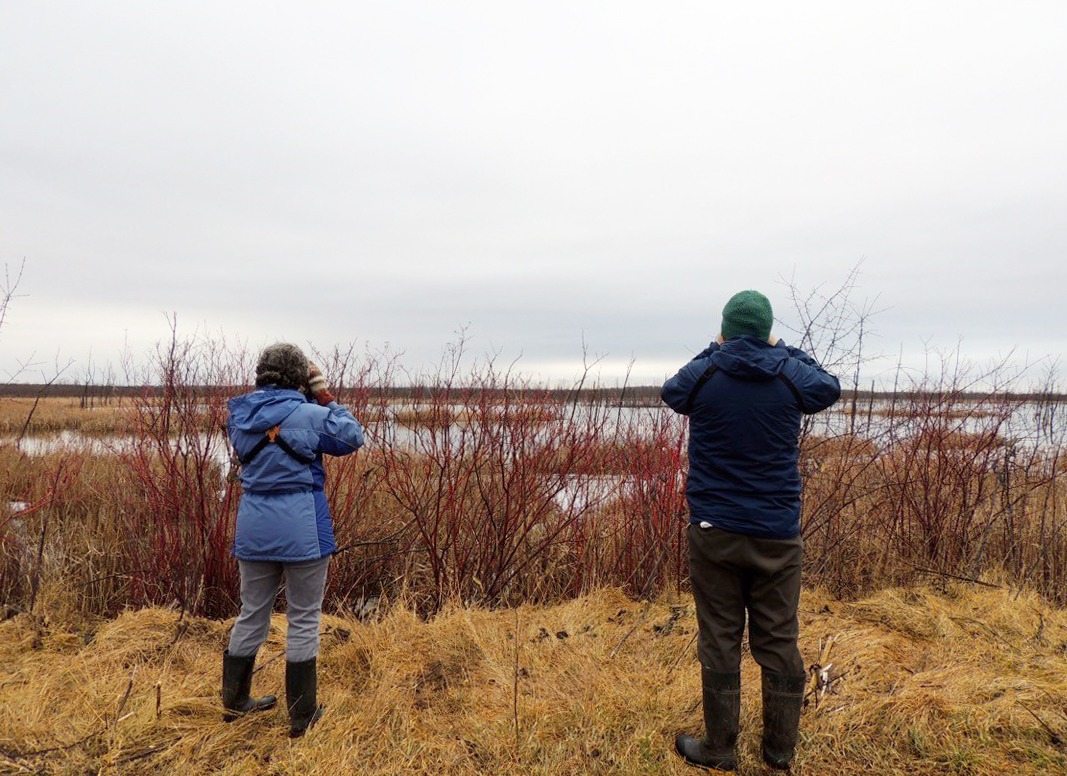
[2,582,1066,775]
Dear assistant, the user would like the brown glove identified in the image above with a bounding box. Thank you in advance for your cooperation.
[307,362,335,406]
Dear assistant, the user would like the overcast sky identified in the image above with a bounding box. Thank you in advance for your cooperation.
[2,2,1064,389]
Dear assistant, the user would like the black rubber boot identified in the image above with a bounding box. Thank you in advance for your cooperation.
[761,670,807,770]
[221,650,277,722]
[286,658,324,738]
[674,668,740,772]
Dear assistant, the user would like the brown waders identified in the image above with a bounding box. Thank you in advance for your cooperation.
[676,524,806,771]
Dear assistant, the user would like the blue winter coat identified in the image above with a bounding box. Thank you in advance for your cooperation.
[661,336,840,539]
[227,387,365,562]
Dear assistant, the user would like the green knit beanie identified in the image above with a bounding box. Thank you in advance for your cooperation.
[721,290,773,340]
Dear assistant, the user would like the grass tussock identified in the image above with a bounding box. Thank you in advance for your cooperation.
[2,583,1067,775]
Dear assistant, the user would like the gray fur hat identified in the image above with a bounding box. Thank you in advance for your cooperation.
[255,342,308,389]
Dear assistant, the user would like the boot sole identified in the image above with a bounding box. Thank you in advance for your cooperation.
[223,697,277,722]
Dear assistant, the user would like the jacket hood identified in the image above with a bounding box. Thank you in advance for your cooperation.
[227,388,307,432]
[710,335,790,380]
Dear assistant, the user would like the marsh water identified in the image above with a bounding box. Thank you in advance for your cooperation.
[6,397,1064,464]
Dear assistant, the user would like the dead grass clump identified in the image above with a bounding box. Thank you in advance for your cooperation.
[393,405,465,429]
[801,433,881,463]
[0,396,135,436]
[795,584,1067,775]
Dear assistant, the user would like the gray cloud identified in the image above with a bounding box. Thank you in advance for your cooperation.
[2,2,1065,388]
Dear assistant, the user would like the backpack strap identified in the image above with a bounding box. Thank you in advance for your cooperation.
[238,430,273,465]
[777,372,807,413]
[683,364,718,414]
[239,425,317,466]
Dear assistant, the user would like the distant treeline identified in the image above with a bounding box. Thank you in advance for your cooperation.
[1,383,1065,404]
[0,383,667,403]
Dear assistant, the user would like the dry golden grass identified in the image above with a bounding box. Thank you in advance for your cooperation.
[392,404,559,429]
[2,584,1066,775]
[0,397,136,435]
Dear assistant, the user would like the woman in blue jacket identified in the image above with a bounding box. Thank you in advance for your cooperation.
[222,342,364,737]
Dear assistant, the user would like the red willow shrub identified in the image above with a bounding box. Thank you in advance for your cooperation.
[111,327,249,618]
[355,344,689,613]
[74,331,690,618]
[594,406,688,600]
[1,309,1064,618]
[799,355,1067,604]
[0,448,86,610]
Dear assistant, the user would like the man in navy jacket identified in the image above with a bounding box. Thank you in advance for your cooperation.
[662,290,840,771]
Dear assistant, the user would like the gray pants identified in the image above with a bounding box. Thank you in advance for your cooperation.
[688,524,805,676]
[227,557,330,663]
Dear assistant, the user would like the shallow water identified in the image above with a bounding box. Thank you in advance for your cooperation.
[4,399,1061,464]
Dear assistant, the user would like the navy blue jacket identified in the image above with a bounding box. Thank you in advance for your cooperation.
[661,336,840,539]
[227,387,364,561]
